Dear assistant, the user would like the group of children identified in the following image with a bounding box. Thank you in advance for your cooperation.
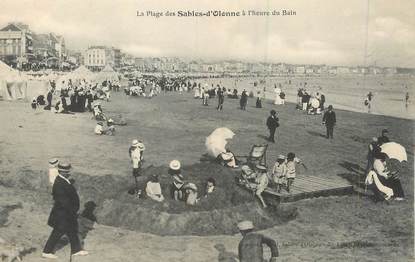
[240,152,302,208]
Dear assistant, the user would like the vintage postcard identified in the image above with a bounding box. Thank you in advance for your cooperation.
[0,0,413,261]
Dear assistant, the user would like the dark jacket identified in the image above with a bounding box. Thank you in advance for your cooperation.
[47,175,80,231]
[238,232,279,262]
[267,115,279,130]
[323,110,336,126]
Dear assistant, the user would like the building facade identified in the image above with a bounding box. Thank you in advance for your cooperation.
[84,46,106,71]
[0,23,33,68]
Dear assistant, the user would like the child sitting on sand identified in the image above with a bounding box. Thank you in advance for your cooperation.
[286,153,302,193]
[271,155,287,193]
[146,174,164,202]
[171,174,185,201]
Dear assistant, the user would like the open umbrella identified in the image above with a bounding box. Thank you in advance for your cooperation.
[205,127,235,158]
[381,142,407,162]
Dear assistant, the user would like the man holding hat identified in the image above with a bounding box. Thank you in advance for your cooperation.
[43,162,88,259]
[266,110,279,143]
[322,105,336,139]
[237,220,279,262]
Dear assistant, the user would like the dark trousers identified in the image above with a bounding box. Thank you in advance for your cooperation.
[269,128,276,142]
[43,227,81,254]
[326,125,334,139]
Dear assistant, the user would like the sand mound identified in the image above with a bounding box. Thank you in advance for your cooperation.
[0,163,297,236]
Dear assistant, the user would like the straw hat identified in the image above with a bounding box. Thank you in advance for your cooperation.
[237,220,254,231]
[277,155,285,160]
[58,162,72,173]
[132,139,145,150]
[169,160,181,170]
[107,118,114,123]
[48,158,59,165]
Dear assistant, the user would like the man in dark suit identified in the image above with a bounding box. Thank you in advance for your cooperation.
[42,162,88,259]
[322,105,336,139]
[266,110,279,143]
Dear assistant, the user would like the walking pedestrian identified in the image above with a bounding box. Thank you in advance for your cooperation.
[266,110,279,143]
[42,162,88,259]
[322,105,336,139]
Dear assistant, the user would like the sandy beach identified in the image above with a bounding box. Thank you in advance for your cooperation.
[0,89,413,261]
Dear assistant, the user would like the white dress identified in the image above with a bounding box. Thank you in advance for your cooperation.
[274,87,282,105]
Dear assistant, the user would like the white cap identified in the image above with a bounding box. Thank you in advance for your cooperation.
[169,160,181,170]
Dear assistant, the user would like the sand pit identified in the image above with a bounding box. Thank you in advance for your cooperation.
[0,163,297,236]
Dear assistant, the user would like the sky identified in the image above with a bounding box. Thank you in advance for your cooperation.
[0,0,414,67]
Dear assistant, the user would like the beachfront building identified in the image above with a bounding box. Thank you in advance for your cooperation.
[84,46,107,71]
[32,33,66,68]
[295,66,305,74]
[0,23,34,69]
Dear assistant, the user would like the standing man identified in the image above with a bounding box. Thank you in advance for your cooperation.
[129,139,145,177]
[237,220,279,262]
[266,110,279,143]
[322,105,336,139]
[42,162,88,259]
[44,87,55,110]
[217,87,224,111]
[240,89,248,110]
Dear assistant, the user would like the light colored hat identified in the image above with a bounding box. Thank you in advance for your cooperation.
[48,158,59,165]
[277,155,285,160]
[107,118,114,123]
[237,220,254,231]
[169,160,181,170]
[132,139,139,146]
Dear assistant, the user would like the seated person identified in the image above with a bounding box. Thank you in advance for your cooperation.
[254,165,269,208]
[203,177,216,198]
[94,122,104,135]
[183,183,198,206]
[106,119,116,136]
[171,174,185,201]
[145,174,164,202]
[219,149,238,168]
[36,95,46,105]
[271,155,287,193]
[31,97,37,109]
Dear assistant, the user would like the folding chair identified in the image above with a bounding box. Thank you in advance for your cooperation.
[237,144,268,168]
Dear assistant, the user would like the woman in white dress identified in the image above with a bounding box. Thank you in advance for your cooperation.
[274,85,282,105]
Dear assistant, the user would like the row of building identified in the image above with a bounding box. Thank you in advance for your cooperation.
[0,22,412,75]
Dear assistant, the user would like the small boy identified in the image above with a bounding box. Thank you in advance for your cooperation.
[286,153,301,192]
[272,155,287,193]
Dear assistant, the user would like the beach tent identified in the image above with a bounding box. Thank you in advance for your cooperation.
[97,65,120,83]
[57,65,95,88]
[0,61,28,100]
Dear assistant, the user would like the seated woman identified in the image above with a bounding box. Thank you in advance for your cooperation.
[145,174,164,202]
[271,155,287,193]
[219,149,238,168]
[365,152,393,201]
[183,183,198,206]
[171,174,185,201]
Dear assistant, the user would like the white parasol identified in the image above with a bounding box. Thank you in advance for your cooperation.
[381,142,407,162]
[205,127,235,158]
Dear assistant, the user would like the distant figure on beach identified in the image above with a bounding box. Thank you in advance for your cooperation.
[266,110,279,143]
[256,91,262,108]
[237,221,279,262]
[240,89,248,110]
[274,84,282,105]
[217,87,224,111]
[322,105,336,139]
[405,92,409,107]
[129,139,145,177]
[365,92,374,113]
[377,129,389,146]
